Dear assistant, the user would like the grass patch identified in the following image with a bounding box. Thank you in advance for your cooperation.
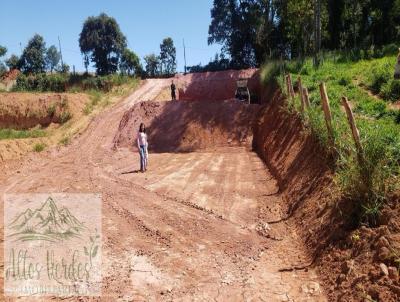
[59,136,71,146]
[32,142,46,152]
[0,128,46,140]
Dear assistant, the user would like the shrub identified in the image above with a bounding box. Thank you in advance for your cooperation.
[59,136,71,146]
[381,79,400,102]
[366,63,391,93]
[33,143,46,152]
[382,44,399,56]
[60,111,72,124]
[47,104,56,117]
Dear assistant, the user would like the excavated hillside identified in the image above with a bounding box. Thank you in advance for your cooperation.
[2,69,398,301]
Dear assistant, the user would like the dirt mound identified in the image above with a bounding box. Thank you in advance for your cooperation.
[114,100,259,152]
[1,69,20,83]
[254,88,400,301]
[176,69,261,102]
[0,92,86,129]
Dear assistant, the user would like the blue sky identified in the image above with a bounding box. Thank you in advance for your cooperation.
[0,0,221,72]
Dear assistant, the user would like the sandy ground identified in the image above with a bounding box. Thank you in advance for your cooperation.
[0,79,326,301]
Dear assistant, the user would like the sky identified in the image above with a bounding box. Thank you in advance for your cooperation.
[0,0,221,73]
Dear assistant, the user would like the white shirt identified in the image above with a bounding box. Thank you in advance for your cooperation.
[137,132,147,147]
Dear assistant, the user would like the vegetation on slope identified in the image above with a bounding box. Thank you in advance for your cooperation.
[263,49,400,226]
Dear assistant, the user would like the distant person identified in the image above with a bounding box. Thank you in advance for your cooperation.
[171,80,176,100]
[137,123,148,172]
[395,48,400,79]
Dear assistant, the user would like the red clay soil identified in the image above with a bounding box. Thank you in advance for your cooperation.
[114,100,259,152]
[0,92,87,129]
[0,69,20,83]
[254,88,400,301]
[177,68,261,102]
[0,78,327,301]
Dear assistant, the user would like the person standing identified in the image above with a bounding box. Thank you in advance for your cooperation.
[137,123,148,172]
[171,80,176,100]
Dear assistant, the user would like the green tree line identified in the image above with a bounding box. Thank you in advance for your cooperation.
[207,0,400,69]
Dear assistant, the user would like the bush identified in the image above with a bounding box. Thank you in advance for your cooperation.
[33,142,46,152]
[59,111,72,124]
[14,73,67,92]
[13,73,134,93]
[382,44,399,56]
[381,79,400,102]
[367,63,392,93]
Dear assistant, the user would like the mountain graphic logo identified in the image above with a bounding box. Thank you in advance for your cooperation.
[8,197,86,242]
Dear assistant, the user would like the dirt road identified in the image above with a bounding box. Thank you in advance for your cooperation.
[0,78,326,301]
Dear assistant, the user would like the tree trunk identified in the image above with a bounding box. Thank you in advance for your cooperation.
[314,0,322,67]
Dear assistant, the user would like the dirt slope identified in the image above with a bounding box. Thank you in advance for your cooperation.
[254,89,400,301]
[0,75,327,301]
[177,68,261,102]
[114,100,259,152]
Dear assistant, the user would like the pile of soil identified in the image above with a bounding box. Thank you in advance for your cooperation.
[113,100,259,152]
[0,93,87,129]
[177,69,261,102]
[254,88,400,301]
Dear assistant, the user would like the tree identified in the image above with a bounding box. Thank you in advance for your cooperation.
[19,34,47,73]
[144,54,160,77]
[0,45,7,76]
[79,13,127,75]
[83,54,90,74]
[0,46,7,58]
[159,38,177,76]
[120,48,142,76]
[46,45,61,73]
[5,54,20,70]
[314,0,322,66]
[57,63,70,74]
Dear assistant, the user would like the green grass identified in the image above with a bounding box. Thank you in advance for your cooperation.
[263,52,400,226]
[32,142,46,152]
[59,136,71,146]
[0,128,47,140]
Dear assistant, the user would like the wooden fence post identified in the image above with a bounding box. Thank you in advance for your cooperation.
[341,97,364,162]
[298,77,305,113]
[319,82,335,147]
[285,75,291,99]
[303,87,311,109]
[287,73,295,104]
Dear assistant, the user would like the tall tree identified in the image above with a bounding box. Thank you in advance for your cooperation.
[144,54,160,77]
[79,13,127,75]
[314,0,322,66]
[208,0,258,68]
[46,45,61,73]
[120,48,142,76]
[19,34,47,73]
[159,38,177,76]
[5,54,20,70]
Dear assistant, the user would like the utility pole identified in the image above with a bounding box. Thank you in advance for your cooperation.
[183,39,187,74]
[58,36,64,68]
